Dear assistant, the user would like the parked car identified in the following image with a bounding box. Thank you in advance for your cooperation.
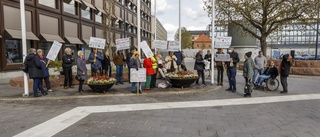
[294,55,304,60]
[301,54,313,60]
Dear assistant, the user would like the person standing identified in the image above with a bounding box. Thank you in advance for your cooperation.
[25,48,47,97]
[102,51,111,77]
[194,50,206,86]
[204,50,212,78]
[174,50,184,71]
[165,51,178,73]
[150,49,158,88]
[62,48,75,89]
[243,52,254,97]
[129,51,142,93]
[126,48,135,84]
[113,50,126,85]
[37,49,53,92]
[252,51,267,82]
[225,48,240,92]
[77,51,87,93]
[215,48,224,86]
[280,54,293,93]
[88,48,104,76]
[144,56,154,90]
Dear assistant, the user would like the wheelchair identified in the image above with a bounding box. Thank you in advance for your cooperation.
[254,77,280,91]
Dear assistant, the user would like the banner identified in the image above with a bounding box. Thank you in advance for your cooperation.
[46,41,62,61]
[153,40,167,49]
[116,38,131,50]
[167,41,180,51]
[140,41,154,58]
[215,54,230,61]
[215,37,232,49]
[130,68,146,82]
[89,37,106,49]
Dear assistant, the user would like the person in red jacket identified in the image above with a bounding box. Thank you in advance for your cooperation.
[143,57,154,90]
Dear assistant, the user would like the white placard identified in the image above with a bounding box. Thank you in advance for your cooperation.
[130,68,146,82]
[215,54,231,61]
[46,41,62,61]
[140,41,154,58]
[167,41,180,51]
[153,40,167,49]
[215,37,232,49]
[116,38,130,50]
[89,37,106,49]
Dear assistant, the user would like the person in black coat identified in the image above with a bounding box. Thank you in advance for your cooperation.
[194,50,206,85]
[102,51,111,77]
[225,47,240,92]
[280,54,293,93]
[62,48,75,89]
[25,48,47,97]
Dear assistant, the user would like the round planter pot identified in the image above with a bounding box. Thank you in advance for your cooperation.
[88,83,114,93]
[168,78,198,88]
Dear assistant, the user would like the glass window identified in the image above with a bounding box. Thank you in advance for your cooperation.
[65,44,78,59]
[5,39,32,64]
[39,0,57,8]
[39,42,53,58]
[81,5,91,20]
[82,45,92,60]
[63,0,76,15]
[95,11,102,23]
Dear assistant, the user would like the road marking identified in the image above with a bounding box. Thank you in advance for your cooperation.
[14,93,320,137]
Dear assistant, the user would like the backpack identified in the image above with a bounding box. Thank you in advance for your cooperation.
[21,61,28,73]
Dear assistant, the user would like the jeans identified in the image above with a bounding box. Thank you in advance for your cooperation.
[196,70,205,84]
[252,69,264,83]
[256,75,270,85]
[116,65,123,83]
[145,75,152,88]
[63,67,73,87]
[280,75,288,92]
[217,66,224,83]
[227,67,237,90]
[41,77,51,90]
[33,78,46,96]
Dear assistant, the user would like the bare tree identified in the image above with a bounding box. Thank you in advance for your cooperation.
[104,0,115,57]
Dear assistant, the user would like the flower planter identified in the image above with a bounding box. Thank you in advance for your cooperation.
[87,75,116,93]
[168,78,198,88]
[88,83,114,93]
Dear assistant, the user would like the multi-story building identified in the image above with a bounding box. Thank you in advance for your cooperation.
[151,16,167,41]
[193,34,212,49]
[0,0,152,72]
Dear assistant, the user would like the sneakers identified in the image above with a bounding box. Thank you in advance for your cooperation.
[244,93,251,97]
[280,90,288,94]
[232,89,237,93]
[48,89,53,92]
[120,82,124,85]
[226,88,232,91]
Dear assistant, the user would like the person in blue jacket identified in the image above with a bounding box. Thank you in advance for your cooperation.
[37,49,53,92]
[88,48,104,76]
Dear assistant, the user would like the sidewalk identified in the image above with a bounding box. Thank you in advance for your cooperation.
[0,79,217,100]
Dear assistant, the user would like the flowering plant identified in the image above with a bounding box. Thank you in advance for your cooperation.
[166,70,198,79]
[87,75,116,85]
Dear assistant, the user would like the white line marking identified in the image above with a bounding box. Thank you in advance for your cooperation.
[14,94,320,137]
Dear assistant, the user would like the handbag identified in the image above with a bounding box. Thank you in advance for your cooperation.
[75,75,81,81]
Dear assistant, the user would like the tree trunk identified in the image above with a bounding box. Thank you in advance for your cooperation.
[260,35,267,57]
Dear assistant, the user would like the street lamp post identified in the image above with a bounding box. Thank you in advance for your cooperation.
[20,0,29,97]
[315,6,319,59]
[211,0,215,84]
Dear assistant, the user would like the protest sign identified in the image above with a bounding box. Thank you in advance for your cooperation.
[215,37,232,49]
[153,40,167,49]
[140,41,154,58]
[116,38,131,50]
[215,54,231,61]
[46,41,62,61]
[89,37,106,49]
[130,68,146,82]
[167,41,180,51]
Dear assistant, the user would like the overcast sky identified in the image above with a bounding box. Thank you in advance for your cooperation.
[151,0,211,40]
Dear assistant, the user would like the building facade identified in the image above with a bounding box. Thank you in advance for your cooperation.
[0,0,152,72]
[193,34,212,49]
[151,16,167,41]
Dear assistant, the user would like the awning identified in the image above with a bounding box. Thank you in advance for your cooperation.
[81,0,96,9]
[65,37,83,44]
[74,0,81,3]
[83,39,90,44]
[40,33,65,43]
[96,7,107,14]
[115,15,123,21]
[5,29,39,40]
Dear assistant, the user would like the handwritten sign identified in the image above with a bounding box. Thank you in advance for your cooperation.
[153,40,167,49]
[116,38,130,50]
[46,41,62,61]
[140,41,154,58]
[168,41,180,51]
[130,68,146,82]
[89,37,106,49]
[215,37,232,49]
[215,54,230,61]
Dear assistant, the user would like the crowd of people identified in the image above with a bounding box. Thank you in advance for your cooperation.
[23,47,293,98]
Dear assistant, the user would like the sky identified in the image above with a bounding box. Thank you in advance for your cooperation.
[151,0,211,40]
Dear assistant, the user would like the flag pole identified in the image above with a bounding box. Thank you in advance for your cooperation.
[179,0,181,51]
[211,0,215,84]
[20,0,29,97]
[137,0,141,94]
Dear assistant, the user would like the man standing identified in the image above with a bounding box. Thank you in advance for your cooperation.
[113,50,126,85]
[88,48,104,76]
[150,49,158,88]
[280,54,293,93]
[252,51,267,83]
[126,48,135,84]
[194,50,206,86]
[225,48,240,92]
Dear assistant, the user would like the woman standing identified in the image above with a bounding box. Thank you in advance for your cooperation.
[62,48,75,89]
[102,51,111,77]
[143,56,154,91]
[129,51,141,93]
[194,50,206,86]
[37,49,53,92]
[243,52,254,97]
[77,51,87,93]
[165,51,178,73]
[280,54,293,93]
[215,48,225,86]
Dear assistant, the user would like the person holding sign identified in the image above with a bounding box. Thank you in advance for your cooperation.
[113,50,126,85]
[62,48,75,89]
[225,48,240,93]
[150,49,158,88]
[37,49,53,92]
[88,48,104,76]
[126,48,136,84]
[214,48,225,86]
[165,51,178,73]
[143,56,154,91]
[194,50,206,86]
[129,51,142,93]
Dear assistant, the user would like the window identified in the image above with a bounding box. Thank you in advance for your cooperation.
[197,44,199,47]
[82,45,92,60]
[5,39,32,64]
[95,11,102,23]
[63,0,76,15]
[39,42,53,58]
[81,5,91,20]
[39,0,57,8]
